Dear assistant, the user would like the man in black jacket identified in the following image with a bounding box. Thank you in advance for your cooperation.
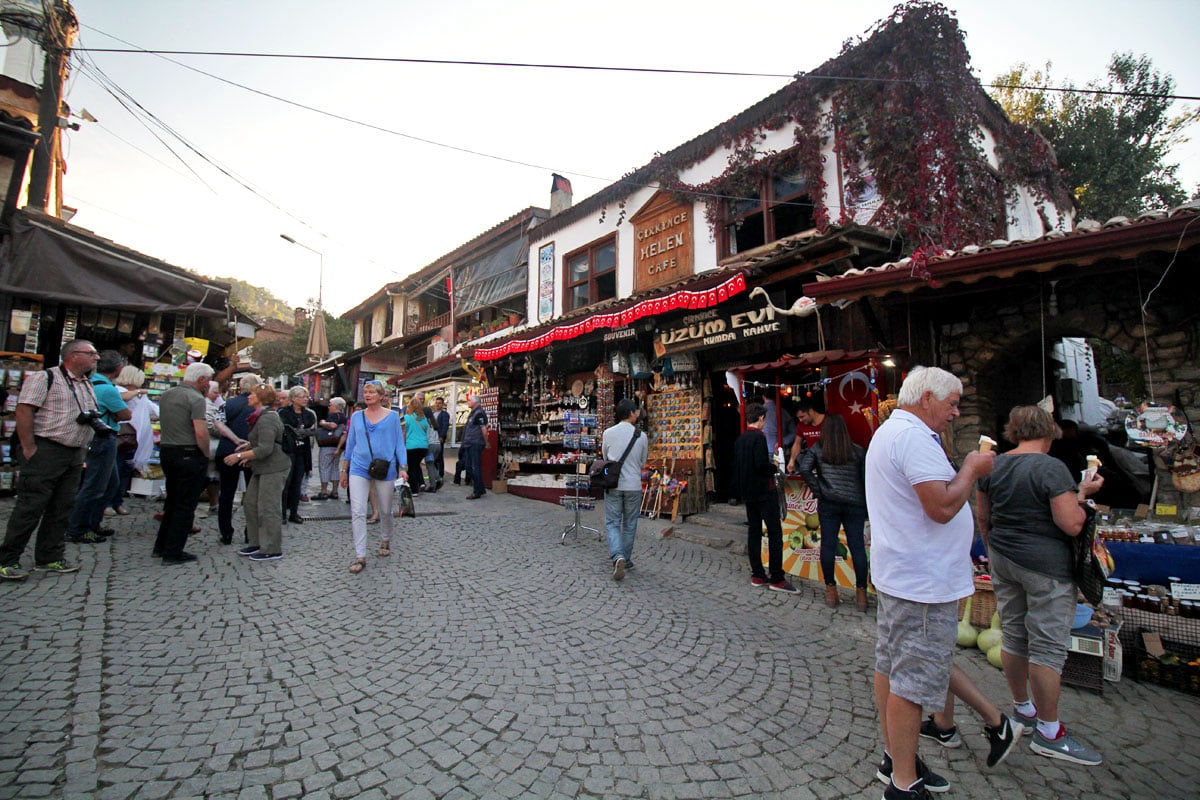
[732,402,798,594]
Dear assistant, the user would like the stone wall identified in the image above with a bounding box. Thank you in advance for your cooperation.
[919,259,1199,511]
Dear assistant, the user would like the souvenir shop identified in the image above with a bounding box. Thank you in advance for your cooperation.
[725,351,895,590]
[471,271,754,517]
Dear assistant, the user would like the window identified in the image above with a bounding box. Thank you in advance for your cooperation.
[722,170,814,257]
[564,236,616,312]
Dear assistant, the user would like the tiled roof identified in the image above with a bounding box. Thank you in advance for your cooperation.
[805,202,1200,301]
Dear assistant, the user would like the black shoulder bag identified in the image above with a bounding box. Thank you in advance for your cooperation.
[589,430,642,490]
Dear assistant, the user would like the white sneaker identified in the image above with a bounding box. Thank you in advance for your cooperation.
[103,507,116,517]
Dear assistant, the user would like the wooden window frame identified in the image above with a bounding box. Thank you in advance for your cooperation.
[563,234,617,312]
[719,171,813,258]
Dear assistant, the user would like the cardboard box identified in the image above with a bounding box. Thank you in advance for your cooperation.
[129,478,165,497]
[492,479,508,494]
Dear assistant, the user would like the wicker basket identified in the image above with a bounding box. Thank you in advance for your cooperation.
[1171,469,1200,494]
[956,577,998,629]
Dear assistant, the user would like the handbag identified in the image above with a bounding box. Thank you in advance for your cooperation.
[589,430,642,490]
[360,413,393,481]
[396,476,416,518]
[1071,503,1111,605]
[116,421,138,454]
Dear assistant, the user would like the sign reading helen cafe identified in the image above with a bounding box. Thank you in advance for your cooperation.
[631,191,694,294]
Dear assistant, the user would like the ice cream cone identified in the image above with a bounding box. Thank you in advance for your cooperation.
[978,435,997,453]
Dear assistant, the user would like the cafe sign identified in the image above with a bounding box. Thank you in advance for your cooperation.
[631,191,694,294]
[654,303,784,356]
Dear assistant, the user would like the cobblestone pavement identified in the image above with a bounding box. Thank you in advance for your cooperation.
[1,487,1197,800]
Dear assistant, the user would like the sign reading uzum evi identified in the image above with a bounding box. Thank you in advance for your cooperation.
[654,303,783,356]
[631,191,694,294]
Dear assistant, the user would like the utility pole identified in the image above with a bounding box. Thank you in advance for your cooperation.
[28,2,75,213]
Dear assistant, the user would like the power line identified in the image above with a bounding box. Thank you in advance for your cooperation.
[72,42,1200,102]
[67,29,880,218]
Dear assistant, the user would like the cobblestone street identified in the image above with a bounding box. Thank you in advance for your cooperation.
[1,488,1197,799]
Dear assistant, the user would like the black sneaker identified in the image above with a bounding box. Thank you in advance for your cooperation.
[884,777,934,800]
[612,557,626,582]
[161,552,198,564]
[249,552,282,561]
[238,546,260,556]
[68,531,107,544]
[877,753,950,793]
[768,579,800,594]
[919,715,962,748]
[983,713,1021,768]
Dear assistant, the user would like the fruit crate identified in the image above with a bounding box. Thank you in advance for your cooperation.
[1126,639,1200,695]
[956,577,997,628]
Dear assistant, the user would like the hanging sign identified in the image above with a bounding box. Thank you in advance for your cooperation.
[537,242,555,322]
[654,301,783,355]
[631,192,695,294]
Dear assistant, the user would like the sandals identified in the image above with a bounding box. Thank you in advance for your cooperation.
[349,558,366,574]
[378,541,391,558]
[366,515,380,525]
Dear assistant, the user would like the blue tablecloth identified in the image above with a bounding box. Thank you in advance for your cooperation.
[1107,542,1200,585]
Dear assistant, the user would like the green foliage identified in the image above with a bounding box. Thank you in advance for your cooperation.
[991,54,1197,220]
[253,309,354,379]
[218,276,293,321]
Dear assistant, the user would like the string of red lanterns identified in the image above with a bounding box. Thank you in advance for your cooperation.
[472,272,748,361]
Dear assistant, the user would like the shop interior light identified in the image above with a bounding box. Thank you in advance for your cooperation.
[882,355,896,368]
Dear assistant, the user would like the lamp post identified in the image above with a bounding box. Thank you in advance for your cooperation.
[279,234,324,309]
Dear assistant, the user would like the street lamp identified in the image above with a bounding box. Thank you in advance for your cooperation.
[279,234,324,309]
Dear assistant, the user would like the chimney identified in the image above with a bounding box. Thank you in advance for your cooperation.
[550,173,573,216]
[293,307,308,327]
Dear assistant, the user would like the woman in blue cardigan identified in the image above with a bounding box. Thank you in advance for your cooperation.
[340,381,407,573]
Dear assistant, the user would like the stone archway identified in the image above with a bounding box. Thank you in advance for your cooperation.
[937,269,1198,508]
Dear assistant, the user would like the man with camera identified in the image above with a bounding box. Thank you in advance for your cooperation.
[0,341,106,581]
[66,350,132,545]
[152,362,213,564]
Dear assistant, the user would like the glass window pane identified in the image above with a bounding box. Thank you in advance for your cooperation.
[773,171,807,201]
[595,271,616,303]
[568,254,589,282]
[594,242,616,273]
[570,284,590,311]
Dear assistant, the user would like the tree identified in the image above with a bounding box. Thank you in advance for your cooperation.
[991,54,1198,220]
[252,308,354,379]
[218,276,294,321]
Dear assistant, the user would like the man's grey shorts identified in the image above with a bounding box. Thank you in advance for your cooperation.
[875,590,958,709]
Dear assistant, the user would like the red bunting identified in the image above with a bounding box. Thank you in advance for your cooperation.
[473,272,748,361]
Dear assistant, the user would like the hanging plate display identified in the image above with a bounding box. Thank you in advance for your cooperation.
[1124,405,1189,448]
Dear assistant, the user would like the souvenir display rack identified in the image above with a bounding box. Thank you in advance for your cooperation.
[0,354,45,494]
[560,461,599,543]
[643,381,706,517]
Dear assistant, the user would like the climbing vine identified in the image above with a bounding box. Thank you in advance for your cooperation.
[599,1,1071,254]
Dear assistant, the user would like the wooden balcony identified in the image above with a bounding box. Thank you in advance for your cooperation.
[409,310,450,336]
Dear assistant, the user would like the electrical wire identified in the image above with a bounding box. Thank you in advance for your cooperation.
[72,41,1200,102]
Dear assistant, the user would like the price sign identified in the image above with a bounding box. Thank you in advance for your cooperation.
[1170,582,1200,600]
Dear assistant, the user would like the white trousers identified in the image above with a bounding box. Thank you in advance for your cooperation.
[348,474,395,558]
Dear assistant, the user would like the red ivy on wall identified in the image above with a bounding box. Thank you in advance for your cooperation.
[601,1,1071,254]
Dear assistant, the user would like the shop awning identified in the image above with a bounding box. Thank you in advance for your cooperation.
[388,353,466,388]
[472,269,748,361]
[0,209,230,316]
[732,349,883,373]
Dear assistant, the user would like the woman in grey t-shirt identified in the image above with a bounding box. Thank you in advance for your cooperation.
[975,405,1104,766]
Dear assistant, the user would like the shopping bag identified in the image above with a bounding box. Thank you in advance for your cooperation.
[1072,504,1109,605]
[395,477,416,518]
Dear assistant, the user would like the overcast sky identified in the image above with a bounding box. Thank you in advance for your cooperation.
[61,0,1200,316]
